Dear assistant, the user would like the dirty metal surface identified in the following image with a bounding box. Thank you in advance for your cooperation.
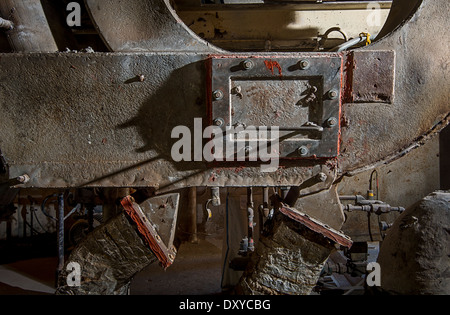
[0,52,336,192]
[0,0,449,191]
[338,0,450,174]
[345,50,395,104]
[290,184,345,230]
[209,55,342,159]
[85,0,221,53]
[121,195,178,269]
[279,204,352,248]
[138,193,180,247]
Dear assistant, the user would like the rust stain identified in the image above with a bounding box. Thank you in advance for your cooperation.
[280,205,353,248]
[264,60,282,77]
[342,52,355,103]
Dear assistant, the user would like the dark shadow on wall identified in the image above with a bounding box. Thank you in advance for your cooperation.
[117,60,211,173]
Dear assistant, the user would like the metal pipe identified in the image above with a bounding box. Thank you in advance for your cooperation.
[331,34,375,52]
[0,0,58,52]
[87,205,94,232]
[339,195,359,201]
[56,193,65,280]
[211,187,221,206]
[188,187,198,243]
[262,187,269,218]
[247,187,254,252]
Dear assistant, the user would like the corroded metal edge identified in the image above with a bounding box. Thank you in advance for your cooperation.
[279,204,353,248]
[121,195,177,269]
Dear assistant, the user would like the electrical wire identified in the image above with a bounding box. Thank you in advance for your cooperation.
[330,33,377,52]
[32,205,51,234]
[41,194,58,221]
[369,170,379,200]
[368,212,374,242]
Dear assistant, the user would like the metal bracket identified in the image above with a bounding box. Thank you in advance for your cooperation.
[121,195,179,269]
[208,55,343,159]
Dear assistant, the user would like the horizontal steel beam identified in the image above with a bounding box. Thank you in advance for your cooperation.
[176,1,392,11]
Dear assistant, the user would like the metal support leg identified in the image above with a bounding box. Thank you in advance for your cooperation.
[188,187,198,243]
[56,192,64,283]
[247,187,254,253]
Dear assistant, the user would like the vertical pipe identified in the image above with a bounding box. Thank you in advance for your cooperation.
[56,193,64,280]
[188,187,197,243]
[263,187,269,217]
[87,205,94,232]
[0,0,58,52]
[247,187,254,252]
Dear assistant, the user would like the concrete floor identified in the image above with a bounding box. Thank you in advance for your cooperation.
[0,237,225,295]
[131,238,224,295]
[0,257,56,295]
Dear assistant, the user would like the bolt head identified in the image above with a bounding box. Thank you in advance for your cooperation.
[213,118,224,127]
[299,59,310,70]
[298,146,309,156]
[242,60,254,70]
[327,117,338,127]
[328,89,339,99]
[317,172,327,182]
[212,90,224,100]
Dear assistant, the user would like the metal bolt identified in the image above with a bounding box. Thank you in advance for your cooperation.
[316,172,327,182]
[17,174,30,184]
[213,118,224,127]
[328,89,339,99]
[327,117,338,127]
[212,89,224,101]
[242,59,254,70]
[298,146,309,156]
[232,86,242,94]
[299,59,310,70]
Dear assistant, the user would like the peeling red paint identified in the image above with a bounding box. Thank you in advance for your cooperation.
[264,60,282,77]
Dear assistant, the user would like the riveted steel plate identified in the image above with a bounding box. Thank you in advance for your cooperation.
[209,55,343,159]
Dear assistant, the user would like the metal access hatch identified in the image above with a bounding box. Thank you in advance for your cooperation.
[208,55,343,159]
